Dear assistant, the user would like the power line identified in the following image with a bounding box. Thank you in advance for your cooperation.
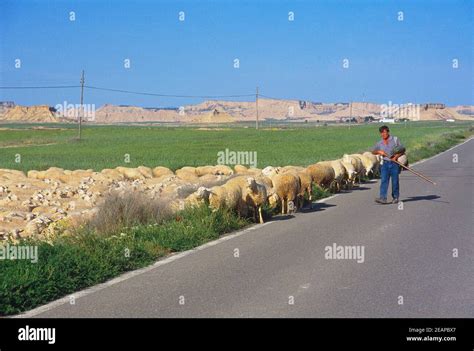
[0,85,80,89]
[84,85,255,99]
[259,94,288,100]
[0,84,255,99]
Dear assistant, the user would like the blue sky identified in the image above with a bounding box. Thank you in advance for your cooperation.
[0,0,472,107]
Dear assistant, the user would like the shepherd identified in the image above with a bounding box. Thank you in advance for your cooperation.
[372,125,406,204]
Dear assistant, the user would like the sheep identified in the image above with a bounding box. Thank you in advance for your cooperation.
[328,160,347,192]
[137,166,153,179]
[306,162,336,191]
[27,170,40,179]
[316,160,347,192]
[71,169,94,178]
[101,168,124,181]
[296,170,313,205]
[195,166,216,177]
[247,168,262,176]
[175,167,199,182]
[397,154,408,168]
[209,176,267,222]
[28,168,63,182]
[243,177,267,224]
[208,183,245,215]
[196,165,234,176]
[342,154,365,184]
[280,166,305,173]
[31,167,68,182]
[361,152,381,177]
[279,168,313,207]
[262,166,281,178]
[184,186,212,208]
[267,173,300,214]
[0,169,26,180]
[208,185,227,210]
[115,167,147,181]
[152,166,174,178]
[176,166,197,174]
[350,153,374,178]
[234,164,248,174]
[254,174,273,193]
[214,165,234,176]
[148,174,178,185]
[197,173,223,184]
[340,160,356,189]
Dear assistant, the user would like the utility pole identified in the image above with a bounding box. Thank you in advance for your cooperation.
[79,70,85,140]
[349,100,352,129]
[256,86,259,130]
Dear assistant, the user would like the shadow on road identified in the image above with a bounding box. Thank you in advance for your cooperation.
[268,214,295,221]
[300,202,337,213]
[348,186,372,191]
[401,195,448,203]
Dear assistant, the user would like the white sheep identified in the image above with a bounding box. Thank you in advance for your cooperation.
[184,186,212,208]
[208,182,245,215]
[262,166,281,178]
[208,176,268,223]
[243,177,267,224]
[340,159,356,189]
[361,152,380,177]
[342,154,365,184]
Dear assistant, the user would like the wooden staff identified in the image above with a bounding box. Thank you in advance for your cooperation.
[392,159,437,185]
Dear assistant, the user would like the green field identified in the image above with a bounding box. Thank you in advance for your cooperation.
[0,121,472,172]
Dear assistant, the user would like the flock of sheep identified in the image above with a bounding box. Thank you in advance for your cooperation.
[0,151,383,241]
[183,151,383,224]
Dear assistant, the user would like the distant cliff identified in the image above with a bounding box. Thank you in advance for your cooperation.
[0,99,472,123]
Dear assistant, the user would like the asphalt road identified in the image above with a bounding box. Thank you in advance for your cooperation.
[24,139,474,318]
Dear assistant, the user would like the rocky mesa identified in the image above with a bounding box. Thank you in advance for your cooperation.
[0,99,472,123]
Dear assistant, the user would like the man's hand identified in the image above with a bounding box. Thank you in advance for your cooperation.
[373,150,387,157]
[391,153,402,161]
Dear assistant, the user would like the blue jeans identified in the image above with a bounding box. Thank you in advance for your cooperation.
[380,161,400,200]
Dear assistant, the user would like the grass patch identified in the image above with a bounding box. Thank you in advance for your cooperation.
[312,184,332,200]
[406,129,471,163]
[0,205,248,316]
[0,121,472,171]
[87,192,173,235]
